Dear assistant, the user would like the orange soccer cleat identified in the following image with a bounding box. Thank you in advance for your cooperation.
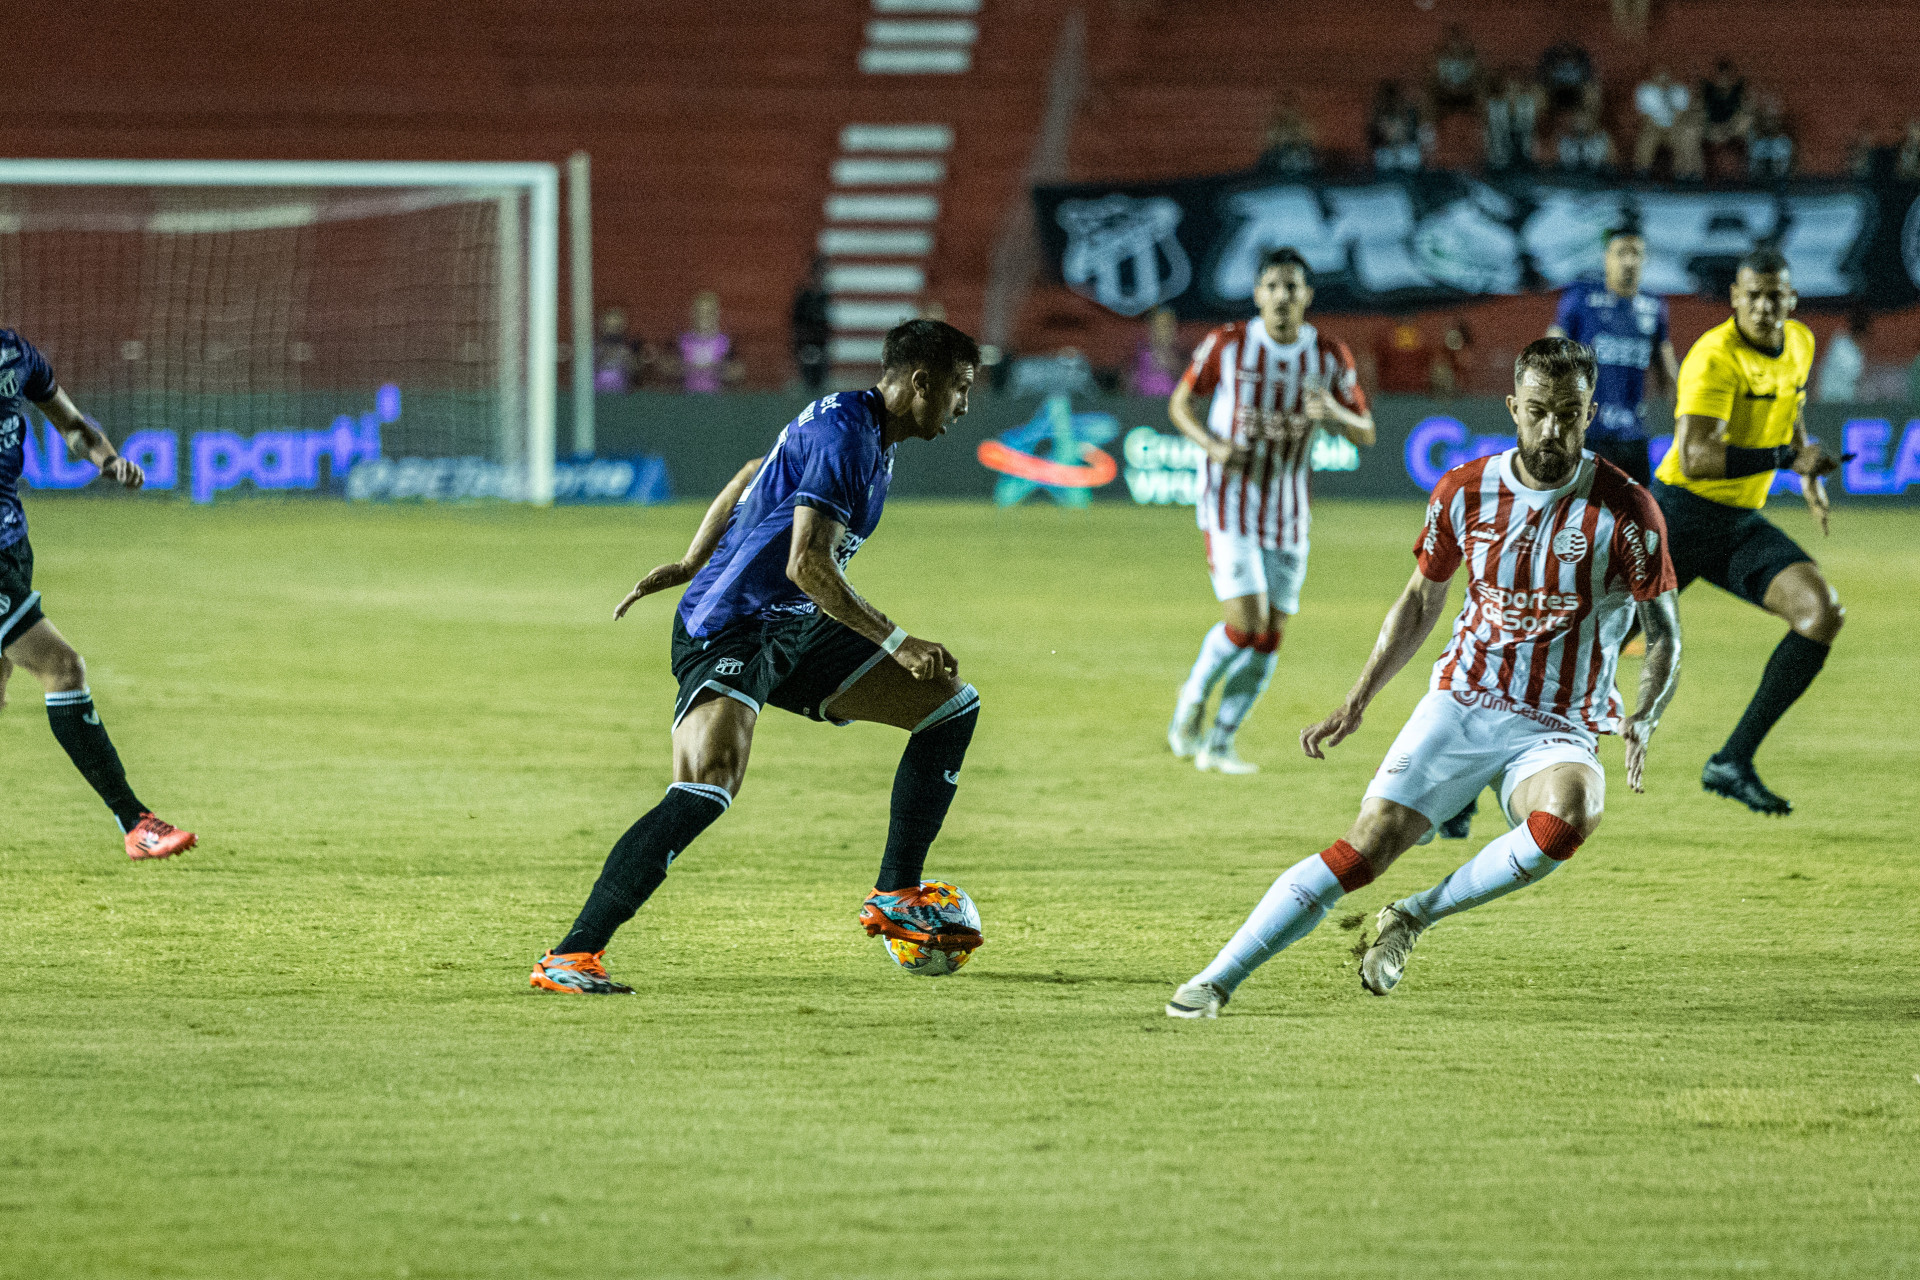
[529,950,634,995]
[125,813,196,861]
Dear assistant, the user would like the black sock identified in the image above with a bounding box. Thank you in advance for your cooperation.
[876,686,979,892]
[45,689,147,831]
[554,783,731,954]
[1717,631,1830,767]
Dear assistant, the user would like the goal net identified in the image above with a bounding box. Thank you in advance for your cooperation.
[0,160,559,502]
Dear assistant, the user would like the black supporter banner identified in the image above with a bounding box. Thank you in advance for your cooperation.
[1035,169,1920,317]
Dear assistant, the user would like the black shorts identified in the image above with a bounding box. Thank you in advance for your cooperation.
[1652,481,1812,607]
[670,611,887,728]
[1586,436,1652,487]
[0,536,45,652]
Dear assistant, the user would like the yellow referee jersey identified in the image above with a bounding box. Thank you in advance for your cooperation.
[1654,316,1815,508]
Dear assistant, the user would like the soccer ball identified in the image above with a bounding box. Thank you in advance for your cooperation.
[877,881,983,977]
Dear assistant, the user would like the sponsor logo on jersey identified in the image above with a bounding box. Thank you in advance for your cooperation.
[0,371,17,398]
[1551,527,1589,562]
[1385,752,1412,775]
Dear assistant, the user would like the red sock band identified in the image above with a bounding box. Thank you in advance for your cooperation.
[1252,631,1278,654]
[1318,839,1375,892]
[1224,625,1256,648]
[1526,811,1585,861]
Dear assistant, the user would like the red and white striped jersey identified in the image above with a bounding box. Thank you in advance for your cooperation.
[1416,450,1676,734]
[1179,318,1367,550]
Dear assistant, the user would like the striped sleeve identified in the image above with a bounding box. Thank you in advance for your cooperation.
[1178,326,1228,399]
[1415,477,1463,581]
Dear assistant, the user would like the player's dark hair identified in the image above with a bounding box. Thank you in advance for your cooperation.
[1603,224,1643,245]
[1737,245,1791,277]
[1513,336,1598,391]
[881,319,981,377]
[1257,246,1313,284]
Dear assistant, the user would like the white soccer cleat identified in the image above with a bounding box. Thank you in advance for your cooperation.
[1167,701,1206,758]
[1360,904,1426,996]
[1196,736,1260,774]
[1165,979,1228,1019]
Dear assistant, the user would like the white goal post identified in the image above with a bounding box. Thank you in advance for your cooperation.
[0,158,563,504]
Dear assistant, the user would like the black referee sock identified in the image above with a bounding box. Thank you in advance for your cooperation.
[555,783,731,954]
[876,685,980,892]
[1717,631,1830,767]
[44,689,147,832]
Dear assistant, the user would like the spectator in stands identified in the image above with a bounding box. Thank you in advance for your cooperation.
[791,257,830,393]
[1436,315,1477,396]
[1896,119,1920,181]
[1815,306,1869,404]
[1554,110,1617,176]
[1611,0,1651,40]
[1484,68,1543,171]
[675,291,744,394]
[1847,121,1881,181]
[1747,91,1794,181]
[1538,38,1599,121]
[1373,321,1436,395]
[1370,81,1430,172]
[593,307,646,393]
[1633,67,1703,180]
[1131,307,1185,397]
[1256,92,1319,175]
[1426,25,1483,121]
[1700,59,1751,177]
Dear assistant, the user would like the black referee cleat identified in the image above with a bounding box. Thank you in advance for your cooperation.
[1702,756,1792,816]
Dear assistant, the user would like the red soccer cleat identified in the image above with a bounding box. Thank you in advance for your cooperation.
[125,813,196,861]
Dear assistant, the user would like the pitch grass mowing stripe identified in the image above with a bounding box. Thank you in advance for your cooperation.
[1,499,1915,1279]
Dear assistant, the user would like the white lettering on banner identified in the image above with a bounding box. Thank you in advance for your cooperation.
[1410,182,1524,293]
[1523,188,1872,296]
[1056,195,1191,316]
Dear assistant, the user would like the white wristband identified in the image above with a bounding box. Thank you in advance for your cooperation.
[880,625,908,655]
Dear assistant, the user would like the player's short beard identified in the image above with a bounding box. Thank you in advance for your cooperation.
[1519,438,1578,487]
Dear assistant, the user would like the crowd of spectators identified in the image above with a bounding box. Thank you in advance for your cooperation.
[1258,25,1920,187]
[592,293,746,394]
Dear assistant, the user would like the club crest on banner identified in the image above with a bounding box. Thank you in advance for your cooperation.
[1056,195,1192,316]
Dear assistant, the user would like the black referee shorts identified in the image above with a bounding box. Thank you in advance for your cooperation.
[1651,481,1812,608]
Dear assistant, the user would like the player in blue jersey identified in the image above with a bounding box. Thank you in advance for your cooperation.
[531,319,983,994]
[1547,227,1678,486]
[0,329,197,859]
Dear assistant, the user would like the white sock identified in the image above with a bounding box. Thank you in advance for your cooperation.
[1176,623,1245,712]
[1398,822,1561,926]
[1214,647,1278,734]
[1194,853,1343,993]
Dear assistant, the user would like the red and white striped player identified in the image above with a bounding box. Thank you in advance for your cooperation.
[1166,247,1375,774]
[1167,338,1682,1018]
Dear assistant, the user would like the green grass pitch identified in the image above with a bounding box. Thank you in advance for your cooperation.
[2,496,1916,1279]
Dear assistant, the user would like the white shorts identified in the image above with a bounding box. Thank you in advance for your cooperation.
[1205,530,1309,614]
[1362,690,1603,829]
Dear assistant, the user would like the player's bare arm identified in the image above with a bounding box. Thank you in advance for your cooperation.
[1787,406,1837,537]
[1301,569,1451,758]
[787,503,956,681]
[1301,385,1375,446]
[614,456,763,619]
[1671,412,1839,488]
[1620,589,1682,792]
[1168,380,1247,471]
[33,388,143,489]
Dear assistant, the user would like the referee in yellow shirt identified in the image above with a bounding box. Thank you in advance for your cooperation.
[1652,247,1845,815]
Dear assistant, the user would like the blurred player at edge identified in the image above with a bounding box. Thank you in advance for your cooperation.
[531,320,984,995]
[1167,338,1681,1018]
[1651,246,1844,816]
[1164,247,1375,775]
[1546,226,1677,485]
[0,329,196,859]
[1433,226,1676,840]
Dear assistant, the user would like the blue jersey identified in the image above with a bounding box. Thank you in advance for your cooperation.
[1554,286,1668,440]
[678,389,895,638]
[0,331,58,552]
